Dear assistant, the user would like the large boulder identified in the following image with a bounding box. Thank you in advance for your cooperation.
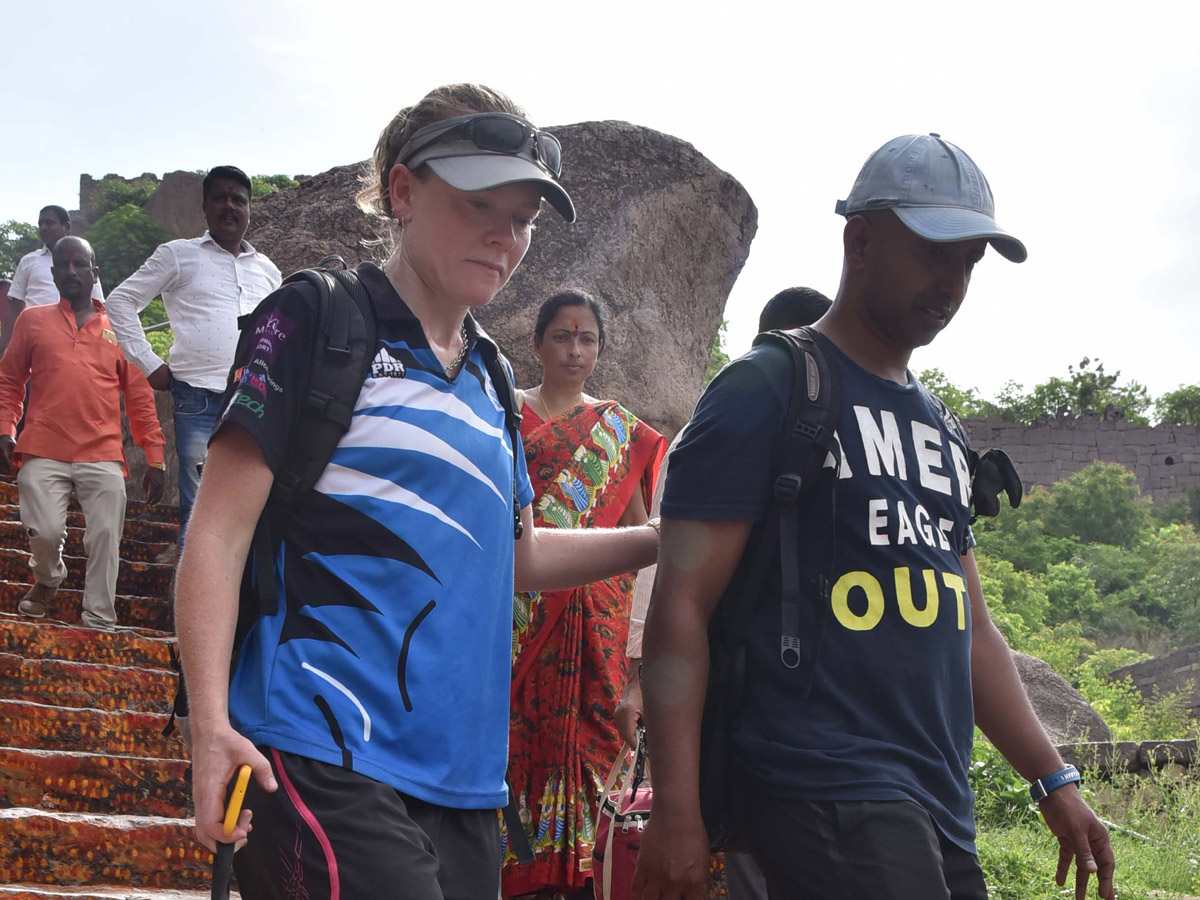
[251,122,758,436]
[143,171,206,239]
[1012,651,1112,743]
[251,164,380,277]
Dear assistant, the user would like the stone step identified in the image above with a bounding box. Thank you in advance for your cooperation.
[0,617,174,671]
[0,699,178,758]
[0,807,210,890]
[0,505,180,546]
[0,886,233,900]
[0,483,178,525]
[0,549,173,600]
[0,746,190,818]
[0,584,172,633]
[0,522,173,565]
[0,654,174,714]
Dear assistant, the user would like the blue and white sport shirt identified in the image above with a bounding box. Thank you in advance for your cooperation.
[214,263,533,809]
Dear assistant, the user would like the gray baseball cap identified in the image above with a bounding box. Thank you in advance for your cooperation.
[836,134,1027,263]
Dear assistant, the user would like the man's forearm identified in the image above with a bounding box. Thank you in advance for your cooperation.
[642,585,712,816]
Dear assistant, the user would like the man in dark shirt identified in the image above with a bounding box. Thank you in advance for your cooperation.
[634,136,1115,900]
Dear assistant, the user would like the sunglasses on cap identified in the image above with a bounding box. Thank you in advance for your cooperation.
[395,113,563,178]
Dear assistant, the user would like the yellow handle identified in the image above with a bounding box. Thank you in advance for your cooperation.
[222,765,253,838]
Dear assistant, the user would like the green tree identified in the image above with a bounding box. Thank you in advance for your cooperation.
[916,368,1000,419]
[91,177,158,219]
[703,320,729,385]
[252,174,299,198]
[973,486,1074,574]
[974,552,1048,645]
[989,358,1152,424]
[87,204,173,295]
[1042,461,1151,549]
[0,220,41,278]
[1155,384,1200,425]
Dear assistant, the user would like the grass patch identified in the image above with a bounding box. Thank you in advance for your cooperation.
[977,758,1200,899]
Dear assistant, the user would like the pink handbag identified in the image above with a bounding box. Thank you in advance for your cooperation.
[593,727,652,900]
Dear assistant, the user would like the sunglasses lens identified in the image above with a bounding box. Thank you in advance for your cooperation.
[472,117,528,154]
[536,135,562,176]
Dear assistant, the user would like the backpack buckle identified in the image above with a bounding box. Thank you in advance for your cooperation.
[780,635,802,669]
[775,473,803,502]
[792,421,823,442]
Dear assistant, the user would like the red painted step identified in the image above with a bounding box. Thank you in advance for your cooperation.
[0,808,210,890]
[0,654,174,714]
[0,549,172,600]
[0,506,180,546]
[0,699,177,758]
[0,617,174,671]
[0,484,177,525]
[0,522,173,565]
[0,886,231,900]
[0,747,190,817]
[0,585,172,633]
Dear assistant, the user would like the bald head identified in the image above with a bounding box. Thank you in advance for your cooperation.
[51,235,95,267]
[51,236,99,305]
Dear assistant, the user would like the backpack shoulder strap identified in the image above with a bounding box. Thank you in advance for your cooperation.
[719,328,841,661]
[269,268,377,509]
[474,331,526,539]
[236,267,377,659]
[750,328,841,692]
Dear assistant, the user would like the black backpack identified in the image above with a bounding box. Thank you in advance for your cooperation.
[696,326,1022,849]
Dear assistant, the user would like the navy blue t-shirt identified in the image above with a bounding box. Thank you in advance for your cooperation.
[662,333,978,850]
[214,263,534,809]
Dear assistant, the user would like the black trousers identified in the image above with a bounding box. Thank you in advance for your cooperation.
[731,773,988,900]
[233,748,501,900]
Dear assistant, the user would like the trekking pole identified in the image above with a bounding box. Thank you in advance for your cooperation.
[212,764,252,900]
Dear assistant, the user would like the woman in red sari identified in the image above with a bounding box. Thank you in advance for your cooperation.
[503,291,667,899]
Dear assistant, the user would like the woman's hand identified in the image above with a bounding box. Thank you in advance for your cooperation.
[190,718,277,852]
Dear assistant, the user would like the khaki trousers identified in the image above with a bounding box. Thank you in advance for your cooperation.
[17,457,126,628]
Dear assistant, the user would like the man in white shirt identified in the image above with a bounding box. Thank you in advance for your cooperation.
[2,206,105,355]
[105,166,282,536]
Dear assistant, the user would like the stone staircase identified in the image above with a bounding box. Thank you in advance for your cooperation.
[0,478,221,898]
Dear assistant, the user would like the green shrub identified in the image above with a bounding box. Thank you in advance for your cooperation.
[91,177,158,218]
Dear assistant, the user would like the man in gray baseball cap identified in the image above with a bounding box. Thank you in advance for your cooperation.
[634,134,1115,900]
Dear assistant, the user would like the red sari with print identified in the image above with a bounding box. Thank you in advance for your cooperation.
[501,400,666,898]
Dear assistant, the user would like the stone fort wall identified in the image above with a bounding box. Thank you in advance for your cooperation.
[963,415,1200,503]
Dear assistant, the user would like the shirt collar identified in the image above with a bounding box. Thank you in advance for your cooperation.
[199,230,257,257]
[57,296,105,317]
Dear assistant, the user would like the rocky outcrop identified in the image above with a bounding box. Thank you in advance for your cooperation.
[251,163,381,277]
[142,171,206,239]
[251,122,758,436]
[1013,651,1112,743]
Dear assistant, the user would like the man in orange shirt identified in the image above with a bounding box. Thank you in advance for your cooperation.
[0,236,166,629]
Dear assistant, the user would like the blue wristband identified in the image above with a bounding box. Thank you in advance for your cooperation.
[1029,764,1081,801]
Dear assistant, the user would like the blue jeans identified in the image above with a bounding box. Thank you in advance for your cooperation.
[172,379,223,542]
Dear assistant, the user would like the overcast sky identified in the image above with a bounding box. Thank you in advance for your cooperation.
[2,0,1196,404]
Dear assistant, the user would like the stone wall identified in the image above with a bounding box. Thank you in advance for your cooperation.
[1055,739,1196,778]
[79,170,206,238]
[1110,645,1200,719]
[964,415,1200,503]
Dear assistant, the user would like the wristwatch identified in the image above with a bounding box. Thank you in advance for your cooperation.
[148,461,167,471]
[1029,764,1081,801]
